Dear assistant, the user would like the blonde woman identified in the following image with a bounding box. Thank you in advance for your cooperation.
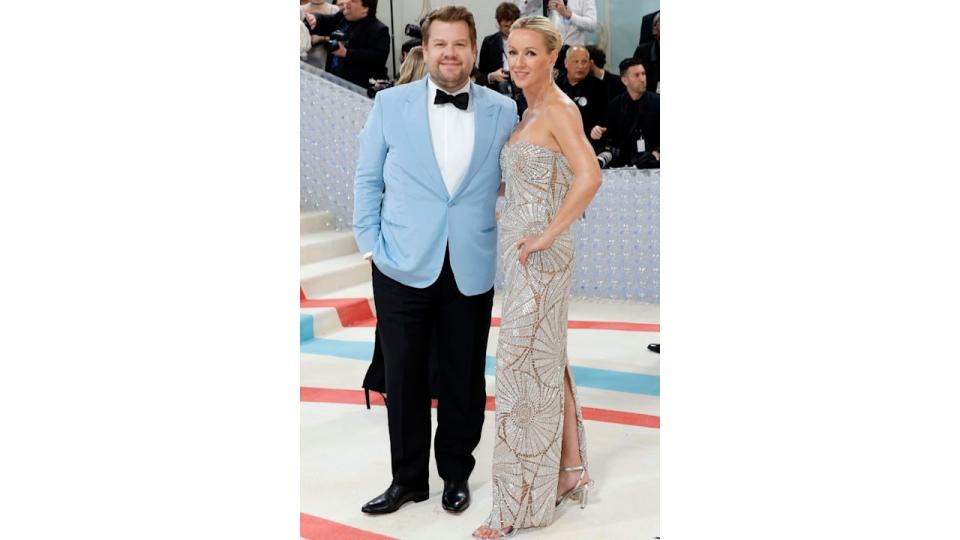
[395,45,427,85]
[473,16,602,539]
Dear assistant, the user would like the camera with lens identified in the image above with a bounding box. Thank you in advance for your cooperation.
[596,148,616,169]
[404,22,422,39]
[367,79,395,98]
[321,29,347,52]
[596,145,659,169]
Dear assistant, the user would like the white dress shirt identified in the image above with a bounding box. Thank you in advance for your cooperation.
[501,37,509,71]
[427,77,475,197]
[521,0,598,46]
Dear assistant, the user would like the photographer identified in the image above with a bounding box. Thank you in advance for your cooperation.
[520,0,596,47]
[310,0,389,89]
[590,58,660,169]
[634,11,660,94]
[476,2,520,96]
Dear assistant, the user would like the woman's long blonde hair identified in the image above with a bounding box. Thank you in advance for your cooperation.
[396,46,427,85]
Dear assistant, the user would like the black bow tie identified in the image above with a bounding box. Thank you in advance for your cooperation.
[434,90,469,110]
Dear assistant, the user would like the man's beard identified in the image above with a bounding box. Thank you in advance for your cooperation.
[431,65,468,90]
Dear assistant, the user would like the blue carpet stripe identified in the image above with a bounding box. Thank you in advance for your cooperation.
[300,338,659,396]
[300,314,315,343]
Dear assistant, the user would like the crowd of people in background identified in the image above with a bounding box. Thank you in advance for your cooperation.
[300,0,659,169]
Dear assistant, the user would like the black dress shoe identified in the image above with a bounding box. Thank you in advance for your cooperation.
[441,479,470,513]
[647,343,660,354]
[361,483,429,514]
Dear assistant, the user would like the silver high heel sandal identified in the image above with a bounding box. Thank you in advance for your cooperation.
[555,465,594,509]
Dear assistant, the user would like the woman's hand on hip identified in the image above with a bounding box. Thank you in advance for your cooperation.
[516,234,555,266]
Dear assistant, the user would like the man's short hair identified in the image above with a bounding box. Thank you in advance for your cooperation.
[358,0,378,18]
[619,57,644,76]
[422,5,478,46]
[495,2,521,22]
[585,44,606,69]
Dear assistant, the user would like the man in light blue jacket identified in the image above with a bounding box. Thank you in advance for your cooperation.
[353,5,518,516]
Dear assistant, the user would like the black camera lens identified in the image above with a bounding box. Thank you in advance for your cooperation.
[404,23,422,39]
[322,29,346,52]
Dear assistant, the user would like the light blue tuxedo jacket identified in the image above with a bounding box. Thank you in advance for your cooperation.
[353,76,518,296]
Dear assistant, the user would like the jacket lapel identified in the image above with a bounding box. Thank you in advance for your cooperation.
[451,84,499,203]
[404,77,449,200]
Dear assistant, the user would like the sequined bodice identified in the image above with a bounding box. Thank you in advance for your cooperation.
[499,140,574,226]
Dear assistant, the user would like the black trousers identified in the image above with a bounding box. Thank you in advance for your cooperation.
[371,250,493,490]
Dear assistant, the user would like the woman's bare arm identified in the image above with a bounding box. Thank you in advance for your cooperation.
[517,100,602,264]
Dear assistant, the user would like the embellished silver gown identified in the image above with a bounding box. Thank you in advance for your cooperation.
[483,140,589,532]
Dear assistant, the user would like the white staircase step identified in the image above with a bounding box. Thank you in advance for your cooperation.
[300,253,371,298]
[300,230,359,265]
[300,307,345,338]
[300,210,336,235]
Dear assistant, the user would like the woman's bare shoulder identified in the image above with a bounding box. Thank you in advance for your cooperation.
[542,93,583,134]
[543,89,578,113]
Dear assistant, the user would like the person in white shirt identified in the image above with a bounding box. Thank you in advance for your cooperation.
[520,0,597,47]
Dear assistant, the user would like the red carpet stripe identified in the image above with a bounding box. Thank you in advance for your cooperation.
[300,298,659,332]
[301,387,659,429]
[300,298,376,327]
[300,513,397,540]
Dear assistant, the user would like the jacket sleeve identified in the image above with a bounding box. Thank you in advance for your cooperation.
[353,92,388,254]
[311,13,339,35]
[598,99,617,145]
[648,94,660,153]
[477,36,498,87]
[345,24,390,69]
[568,0,598,32]
[478,36,497,75]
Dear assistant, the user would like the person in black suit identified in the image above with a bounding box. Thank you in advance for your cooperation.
[476,2,520,94]
[638,9,660,46]
[634,11,660,95]
[589,58,660,169]
[556,45,608,151]
[311,0,389,89]
[585,44,625,103]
